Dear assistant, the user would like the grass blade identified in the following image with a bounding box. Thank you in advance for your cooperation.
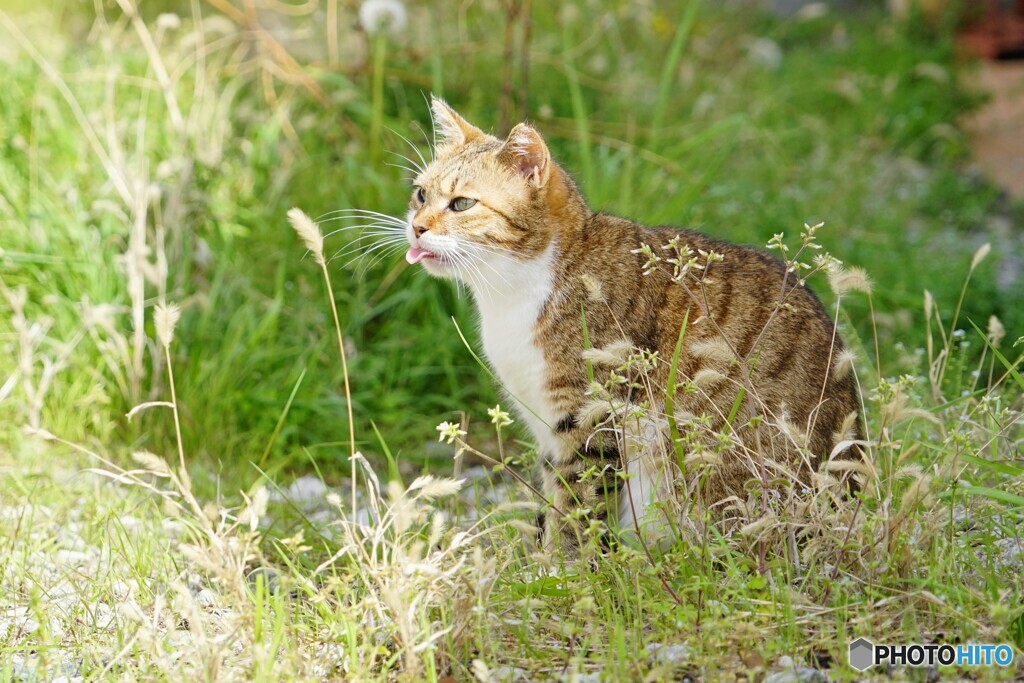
[651,0,700,144]
[258,367,307,468]
[969,319,1024,392]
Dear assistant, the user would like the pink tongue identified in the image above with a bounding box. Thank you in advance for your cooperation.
[406,247,431,264]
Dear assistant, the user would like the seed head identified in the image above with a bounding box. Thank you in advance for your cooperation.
[580,273,605,302]
[687,339,735,366]
[359,0,408,36]
[408,475,464,500]
[692,368,727,388]
[154,302,181,349]
[827,265,872,296]
[582,339,633,367]
[970,242,991,271]
[832,349,857,381]
[988,315,1005,348]
[287,207,325,267]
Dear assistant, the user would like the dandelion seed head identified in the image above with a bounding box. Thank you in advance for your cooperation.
[287,207,325,267]
[359,0,408,36]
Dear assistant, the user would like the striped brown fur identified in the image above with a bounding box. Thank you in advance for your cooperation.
[404,98,861,553]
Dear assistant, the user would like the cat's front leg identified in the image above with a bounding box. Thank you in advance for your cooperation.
[540,438,622,557]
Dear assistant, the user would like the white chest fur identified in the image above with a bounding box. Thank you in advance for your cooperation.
[469,245,563,457]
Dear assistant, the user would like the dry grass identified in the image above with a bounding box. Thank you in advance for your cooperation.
[1,2,1022,681]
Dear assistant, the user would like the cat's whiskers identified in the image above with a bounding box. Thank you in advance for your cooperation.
[353,244,409,277]
[318,218,406,231]
[425,94,439,162]
[448,249,494,305]
[385,163,421,179]
[444,245,514,307]
[322,222,405,240]
[331,234,409,263]
[414,121,435,163]
[463,241,521,267]
[337,239,409,273]
[317,208,407,224]
[318,214,403,224]
[461,247,513,291]
[386,154,424,176]
[330,238,407,264]
[386,129,429,172]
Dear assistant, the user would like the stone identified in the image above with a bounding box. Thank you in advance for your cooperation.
[764,667,829,683]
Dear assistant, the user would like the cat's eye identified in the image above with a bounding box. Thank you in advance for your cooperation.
[415,187,426,204]
[450,197,477,212]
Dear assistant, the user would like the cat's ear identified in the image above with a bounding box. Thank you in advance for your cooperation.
[500,123,551,188]
[430,96,483,146]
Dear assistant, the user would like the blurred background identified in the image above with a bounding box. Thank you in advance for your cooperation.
[1,0,1021,485]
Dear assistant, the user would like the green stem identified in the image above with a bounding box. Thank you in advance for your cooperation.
[665,310,690,475]
[370,32,387,166]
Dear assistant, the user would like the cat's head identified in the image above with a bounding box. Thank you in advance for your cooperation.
[405,98,578,282]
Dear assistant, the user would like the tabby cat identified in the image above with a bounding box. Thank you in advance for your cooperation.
[402,98,861,552]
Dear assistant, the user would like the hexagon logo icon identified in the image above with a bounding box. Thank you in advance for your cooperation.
[848,637,874,672]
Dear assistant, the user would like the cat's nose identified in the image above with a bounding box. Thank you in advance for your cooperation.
[413,222,429,238]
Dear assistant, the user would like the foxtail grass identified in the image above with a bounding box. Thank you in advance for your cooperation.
[288,207,359,519]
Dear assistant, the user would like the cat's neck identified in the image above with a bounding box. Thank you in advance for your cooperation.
[466,239,558,306]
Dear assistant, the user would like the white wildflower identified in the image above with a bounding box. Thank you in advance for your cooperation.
[436,421,466,444]
[487,405,513,428]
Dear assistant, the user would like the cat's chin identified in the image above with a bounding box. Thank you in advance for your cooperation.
[407,246,457,278]
[419,258,457,278]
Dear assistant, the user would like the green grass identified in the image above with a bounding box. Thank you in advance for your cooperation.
[2,0,1017,467]
[1,1,1023,680]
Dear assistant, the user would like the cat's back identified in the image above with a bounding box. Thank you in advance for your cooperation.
[647,225,859,469]
[568,217,859,478]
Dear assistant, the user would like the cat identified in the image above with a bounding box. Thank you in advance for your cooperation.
[402,97,862,553]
